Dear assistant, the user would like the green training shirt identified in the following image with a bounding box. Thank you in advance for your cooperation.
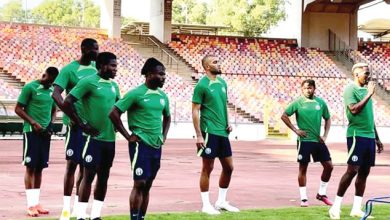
[69,74,120,142]
[54,60,97,125]
[17,80,55,133]
[192,76,229,137]
[285,96,330,142]
[115,84,170,148]
[343,83,375,138]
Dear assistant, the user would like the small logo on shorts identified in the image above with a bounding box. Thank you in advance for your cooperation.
[25,156,31,163]
[85,155,93,163]
[66,149,74,156]
[351,155,358,162]
[135,168,143,176]
[160,98,165,106]
[315,105,321,110]
[205,148,212,155]
[298,154,303,160]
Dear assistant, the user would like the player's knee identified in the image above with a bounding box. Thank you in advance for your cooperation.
[201,165,214,175]
[223,165,233,175]
[346,166,359,176]
[133,180,147,191]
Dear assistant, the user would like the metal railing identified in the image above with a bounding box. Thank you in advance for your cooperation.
[146,37,179,74]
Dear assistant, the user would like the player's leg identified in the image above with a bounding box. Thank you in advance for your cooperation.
[329,137,361,219]
[23,132,39,217]
[130,180,147,220]
[138,179,154,219]
[198,133,220,214]
[215,156,239,212]
[90,141,115,220]
[350,137,375,218]
[297,141,311,207]
[77,137,98,220]
[315,143,333,205]
[61,126,85,219]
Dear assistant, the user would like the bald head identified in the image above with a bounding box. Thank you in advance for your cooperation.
[201,55,213,69]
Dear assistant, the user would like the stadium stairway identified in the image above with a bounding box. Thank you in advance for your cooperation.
[0,67,24,89]
[122,34,261,124]
[325,51,390,106]
[121,34,196,83]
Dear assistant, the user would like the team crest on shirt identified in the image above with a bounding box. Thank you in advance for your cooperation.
[111,86,116,93]
[222,87,226,93]
[135,168,143,176]
[205,148,212,154]
[160,98,165,106]
[66,149,74,157]
[25,156,31,163]
[85,155,93,163]
[298,154,303,160]
[351,155,358,162]
[315,105,321,110]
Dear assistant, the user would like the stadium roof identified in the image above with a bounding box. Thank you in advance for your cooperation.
[305,0,377,13]
[359,18,390,40]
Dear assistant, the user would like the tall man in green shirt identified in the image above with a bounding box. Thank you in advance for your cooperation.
[15,67,59,217]
[329,63,384,219]
[62,52,120,220]
[109,58,171,220]
[192,55,239,215]
[281,79,333,207]
[52,38,99,220]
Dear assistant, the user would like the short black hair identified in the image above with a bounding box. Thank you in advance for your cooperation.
[141,58,164,75]
[96,52,116,70]
[46,66,59,78]
[81,38,97,49]
[301,79,315,88]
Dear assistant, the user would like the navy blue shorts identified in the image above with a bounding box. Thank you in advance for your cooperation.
[347,136,376,167]
[128,141,161,181]
[297,141,331,164]
[200,132,232,159]
[22,132,51,169]
[82,137,115,169]
[64,125,86,164]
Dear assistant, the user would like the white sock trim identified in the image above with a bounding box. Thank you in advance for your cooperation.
[299,187,308,201]
[63,196,71,210]
[352,196,363,212]
[77,202,88,219]
[217,187,228,203]
[318,181,328,195]
[90,200,104,219]
[201,192,212,207]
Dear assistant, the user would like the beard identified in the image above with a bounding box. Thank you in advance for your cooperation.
[210,69,222,75]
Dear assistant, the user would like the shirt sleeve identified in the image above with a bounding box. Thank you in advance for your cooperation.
[163,94,170,117]
[114,82,121,101]
[322,101,331,120]
[17,84,32,105]
[192,83,204,104]
[54,65,71,90]
[343,85,358,106]
[69,78,93,100]
[115,90,136,113]
[284,100,298,116]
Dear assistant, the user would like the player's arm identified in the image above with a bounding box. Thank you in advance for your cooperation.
[348,81,375,115]
[320,118,331,143]
[192,103,204,149]
[162,115,171,143]
[52,85,65,111]
[280,112,307,137]
[15,103,43,132]
[63,94,99,136]
[374,125,384,153]
[109,106,133,141]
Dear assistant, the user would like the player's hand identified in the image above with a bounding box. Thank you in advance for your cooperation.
[32,122,43,133]
[376,140,384,153]
[319,136,327,144]
[196,136,205,151]
[226,125,233,133]
[295,129,307,138]
[367,81,376,95]
[127,134,140,143]
[81,123,99,137]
